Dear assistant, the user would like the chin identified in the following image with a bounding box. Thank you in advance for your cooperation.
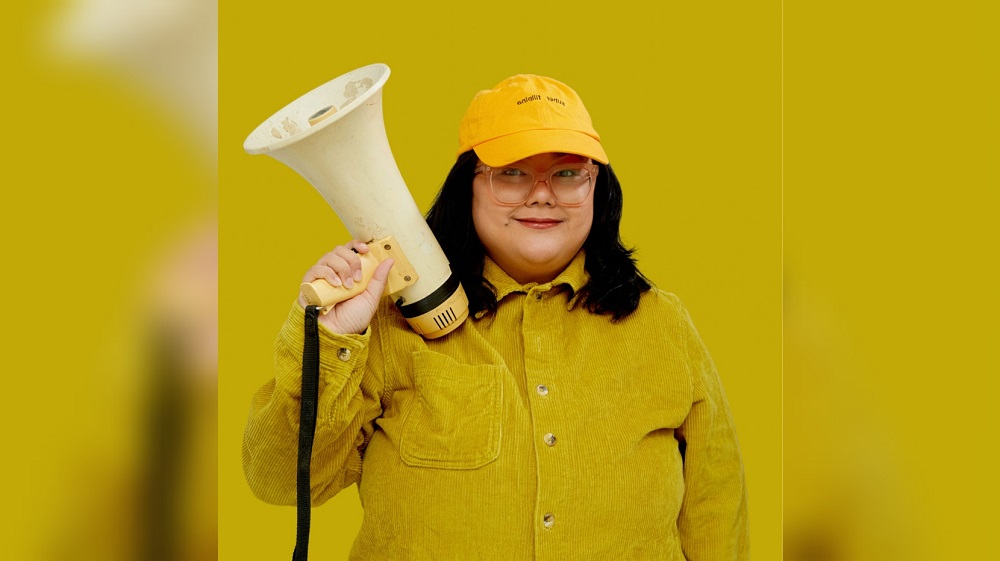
[517,248,573,268]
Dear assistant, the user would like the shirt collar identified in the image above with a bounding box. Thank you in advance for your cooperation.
[481,251,589,310]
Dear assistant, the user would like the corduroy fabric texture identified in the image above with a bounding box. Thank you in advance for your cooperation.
[243,252,749,560]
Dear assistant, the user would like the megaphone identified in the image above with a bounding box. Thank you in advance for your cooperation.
[243,63,468,339]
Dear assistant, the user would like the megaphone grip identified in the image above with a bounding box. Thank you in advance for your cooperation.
[300,251,380,311]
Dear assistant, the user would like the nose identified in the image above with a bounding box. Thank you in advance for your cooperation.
[525,177,557,207]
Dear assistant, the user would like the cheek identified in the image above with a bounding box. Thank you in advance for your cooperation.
[574,207,595,241]
[472,191,509,230]
[471,193,488,234]
[471,193,503,250]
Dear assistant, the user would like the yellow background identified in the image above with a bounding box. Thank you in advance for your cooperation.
[220,1,781,559]
[2,2,218,558]
[782,2,998,559]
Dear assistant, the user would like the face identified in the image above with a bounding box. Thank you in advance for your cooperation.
[472,152,596,284]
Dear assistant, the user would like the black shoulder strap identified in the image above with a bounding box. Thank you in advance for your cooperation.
[293,305,321,561]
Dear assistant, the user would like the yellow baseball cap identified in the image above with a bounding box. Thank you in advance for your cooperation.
[457,74,609,167]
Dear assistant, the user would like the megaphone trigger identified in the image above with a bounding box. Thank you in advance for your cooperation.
[366,235,419,295]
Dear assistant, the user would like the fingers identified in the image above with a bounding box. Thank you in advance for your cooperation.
[303,240,370,288]
[365,258,395,299]
[372,257,394,282]
[330,245,363,287]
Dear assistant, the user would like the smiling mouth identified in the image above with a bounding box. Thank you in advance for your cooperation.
[515,218,562,229]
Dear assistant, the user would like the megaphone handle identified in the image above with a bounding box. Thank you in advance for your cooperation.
[300,251,380,313]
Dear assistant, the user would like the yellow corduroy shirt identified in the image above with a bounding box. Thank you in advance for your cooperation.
[243,252,749,560]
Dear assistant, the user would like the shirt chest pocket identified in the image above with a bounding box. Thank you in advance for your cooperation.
[398,350,504,470]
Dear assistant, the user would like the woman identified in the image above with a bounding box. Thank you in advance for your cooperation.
[244,74,749,560]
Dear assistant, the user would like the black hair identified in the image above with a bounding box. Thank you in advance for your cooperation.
[425,150,652,321]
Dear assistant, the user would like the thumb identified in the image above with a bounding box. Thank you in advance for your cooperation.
[365,258,395,299]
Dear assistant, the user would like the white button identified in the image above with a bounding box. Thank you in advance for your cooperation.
[536,384,549,396]
[337,348,351,361]
[542,512,555,528]
[543,433,557,446]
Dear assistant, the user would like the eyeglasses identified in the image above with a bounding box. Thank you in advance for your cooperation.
[474,162,599,206]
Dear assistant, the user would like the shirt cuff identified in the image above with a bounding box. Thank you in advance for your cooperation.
[275,302,371,393]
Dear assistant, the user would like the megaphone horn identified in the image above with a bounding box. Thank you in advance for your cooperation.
[243,63,468,339]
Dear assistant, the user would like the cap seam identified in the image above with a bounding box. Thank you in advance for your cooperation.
[461,127,601,148]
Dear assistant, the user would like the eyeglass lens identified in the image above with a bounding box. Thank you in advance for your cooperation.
[490,164,593,204]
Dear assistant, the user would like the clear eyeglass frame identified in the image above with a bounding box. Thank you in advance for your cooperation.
[474,162,599,207]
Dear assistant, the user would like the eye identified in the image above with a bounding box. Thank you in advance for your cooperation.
[498,167,529,177]
[553,168,582,178]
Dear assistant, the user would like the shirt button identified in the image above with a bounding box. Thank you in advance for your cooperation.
[337,348,351,361]
[534,292,543,300]
[536,384,549,396]
[542,512,555,528]
[543,433,557,446]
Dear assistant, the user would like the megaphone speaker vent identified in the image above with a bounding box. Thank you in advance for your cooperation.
[433,308,458,331]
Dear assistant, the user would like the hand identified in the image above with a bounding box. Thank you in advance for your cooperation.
[298,240,395,334]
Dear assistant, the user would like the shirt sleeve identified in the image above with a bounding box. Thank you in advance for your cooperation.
[242,302,388,506]
[672,298,750,560]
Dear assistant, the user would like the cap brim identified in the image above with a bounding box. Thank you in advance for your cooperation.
[473,129,609,167]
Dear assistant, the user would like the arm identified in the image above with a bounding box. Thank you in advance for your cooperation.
[242,303,387,506]
[674,300,750,560]
[242,241,394,506]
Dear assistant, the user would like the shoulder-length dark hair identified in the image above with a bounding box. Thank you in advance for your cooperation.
[425,150,651,321]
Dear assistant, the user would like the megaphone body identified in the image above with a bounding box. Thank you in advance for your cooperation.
[244,63,468,339]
